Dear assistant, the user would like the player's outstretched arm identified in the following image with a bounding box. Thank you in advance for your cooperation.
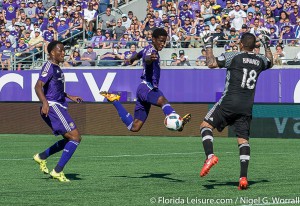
[200,31,219,68]
[130,50,143,65]
[259,30,274,68]
[65,93,83,103]
[206,47,219,68]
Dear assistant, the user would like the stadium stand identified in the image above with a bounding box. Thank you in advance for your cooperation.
[0,0,299,70]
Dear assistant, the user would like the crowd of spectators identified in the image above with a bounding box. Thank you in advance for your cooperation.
[0,0,299,69]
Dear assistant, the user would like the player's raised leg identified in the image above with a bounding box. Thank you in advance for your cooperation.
[100,91,134,130]
[200,121,218,177]
[238,138,250,190]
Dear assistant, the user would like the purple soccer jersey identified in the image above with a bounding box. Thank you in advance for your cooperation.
[139,44,161,88]
[38,61,76,135]
[132,44,166,121]
[38,61,66,105]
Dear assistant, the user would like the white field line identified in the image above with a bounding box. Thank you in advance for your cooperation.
[0,151,296,161]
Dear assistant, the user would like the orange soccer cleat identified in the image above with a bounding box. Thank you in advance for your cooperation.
[200,155,219,177]
[238,177,248,190]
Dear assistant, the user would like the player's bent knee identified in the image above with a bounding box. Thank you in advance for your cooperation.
[64,129,82,142]
[200,121,214,130]
[157,96,168,106]
[237,137,248,145]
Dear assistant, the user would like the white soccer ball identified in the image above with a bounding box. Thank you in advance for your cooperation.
[164,113,183,131]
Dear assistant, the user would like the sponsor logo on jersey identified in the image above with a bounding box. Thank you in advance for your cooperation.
[209,117,214,121]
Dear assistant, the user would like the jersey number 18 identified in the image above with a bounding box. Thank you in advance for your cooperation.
[241,68,257,90]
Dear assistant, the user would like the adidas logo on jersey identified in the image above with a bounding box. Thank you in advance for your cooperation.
[209,117,214,121]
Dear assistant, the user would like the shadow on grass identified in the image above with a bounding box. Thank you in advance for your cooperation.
[202,179,269,190]
[112,173,184,182]
[42,173,83,181]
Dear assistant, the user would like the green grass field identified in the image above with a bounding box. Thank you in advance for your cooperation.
[0,134,299,206]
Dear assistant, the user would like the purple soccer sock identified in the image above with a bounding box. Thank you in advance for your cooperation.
[162,104,175,116]
[112,101,133,130]
[39,139,68,160]
[54,140,80,173]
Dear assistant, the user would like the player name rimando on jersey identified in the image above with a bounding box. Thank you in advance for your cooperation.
[243,58,260,66]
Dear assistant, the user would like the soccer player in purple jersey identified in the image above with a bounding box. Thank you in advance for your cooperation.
[100,28,191,132]
[33,41,83,182]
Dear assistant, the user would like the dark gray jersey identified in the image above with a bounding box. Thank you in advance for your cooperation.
[216,51,271,115]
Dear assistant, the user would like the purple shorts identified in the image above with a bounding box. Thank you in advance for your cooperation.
[134,83,164,122]
[41,103,77,136]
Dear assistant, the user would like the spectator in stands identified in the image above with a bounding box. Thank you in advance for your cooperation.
[250,18,264,37]
[25,0,37,23]
[232,45,239,52]
[121,44,138,66]
[209,16,219,32]
[84,2,98,39]
[165,0,176,15]
[0,39,14,70]
[278,11,289,30]
[178,49,191,66]
[188,26,201,48]
[294,19,300,41]
[143,18,157,33]
[289,4,299,25]
[201,0,213,22]
[15,37,29,70]
[267,17,279,36]
[213,25,226,47]
[179,3,193,26]
[24,30,31,43]
[151,0,165,18]
[102,29,114,49]
[114,18,126,40]
[118,32,132,48]
[133,30,147,48]
[225,27,239,46]
[24,18,34,32]
[65,48,81,67]
[170,52,180,66]
[81,44,97,66]
[98,44,123,66]
[27,28,44,60]
[153,11,162,27]
[99,7,115,36]
[269,26,279,46]
[57,18,70,42]
[222,0,233,16]
[43,23,57,53]
[229,2,246,31]
[196,48,207,66]
[69,11,83,45]
[121,14,131,29]
[128,11,134,22]
[2,0,19,27]
[279,25,296,45]
[273,44,286,65]
[90,28,106,48]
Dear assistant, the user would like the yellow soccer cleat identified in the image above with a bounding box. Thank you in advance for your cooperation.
[100,91,121,102]
[50,170,70,182]
[33,154,49,174]
[177,113,192,132]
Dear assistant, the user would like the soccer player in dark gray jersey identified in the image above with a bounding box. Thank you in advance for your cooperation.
[199,32,273,190]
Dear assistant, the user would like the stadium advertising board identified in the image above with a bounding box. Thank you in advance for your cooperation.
[0,69,299,103]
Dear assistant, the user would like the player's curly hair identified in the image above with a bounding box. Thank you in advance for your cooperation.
[152,28,168,38]
[47,40,63,54]
[241,33,256,50]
